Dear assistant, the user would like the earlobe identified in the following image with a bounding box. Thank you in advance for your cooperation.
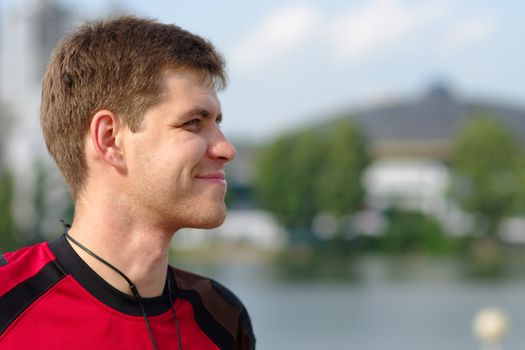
[89,110,126,170]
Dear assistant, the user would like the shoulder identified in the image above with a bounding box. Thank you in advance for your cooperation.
[171,266,256,350]
[0,242,66,336]
[171,267,245,309]
[0,242,59,296]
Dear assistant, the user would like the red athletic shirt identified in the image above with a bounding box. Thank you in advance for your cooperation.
[0,235,255,349]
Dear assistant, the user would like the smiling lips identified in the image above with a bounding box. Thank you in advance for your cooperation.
[196,173,227,185]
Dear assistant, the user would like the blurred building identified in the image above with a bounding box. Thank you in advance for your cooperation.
[349,84,525,160]
[0,0,123,239]
[348,84,525,237]
[362,158,450,214]
[361,158,473,236]
[1,0,73,167]
[229,84,525,241]
[0,0,76,238]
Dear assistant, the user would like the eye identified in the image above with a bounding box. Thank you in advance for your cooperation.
[215,115,223,127]
[182,118,202,130]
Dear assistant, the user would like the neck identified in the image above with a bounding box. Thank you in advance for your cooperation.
[67,197,174,298]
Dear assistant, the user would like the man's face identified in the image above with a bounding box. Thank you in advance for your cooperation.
[122,69,236,231]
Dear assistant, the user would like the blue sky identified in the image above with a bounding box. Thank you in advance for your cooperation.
[4,0,525,142]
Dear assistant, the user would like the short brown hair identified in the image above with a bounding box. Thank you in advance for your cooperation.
[41,15,226,198]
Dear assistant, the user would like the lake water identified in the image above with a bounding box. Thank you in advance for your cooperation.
[175,254,525,350]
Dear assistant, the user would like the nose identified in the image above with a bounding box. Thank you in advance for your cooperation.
[207,128,236,162]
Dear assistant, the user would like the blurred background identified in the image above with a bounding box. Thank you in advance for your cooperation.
[1,0,525,349]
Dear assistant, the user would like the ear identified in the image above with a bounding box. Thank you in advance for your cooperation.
[88,110,126,171]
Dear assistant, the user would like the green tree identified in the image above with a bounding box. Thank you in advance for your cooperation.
[378,210,463,254]
[0,170,16,250]
[255,118,369,242]
[0,102,17,251]
[450,115,523,237]
[316,120,368,218]
[32,159,48,242]
[0,102,10,161]
[256,130,325,230]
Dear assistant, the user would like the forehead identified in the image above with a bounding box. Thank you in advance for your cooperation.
[158,69,220,108]
[161,68,218,94]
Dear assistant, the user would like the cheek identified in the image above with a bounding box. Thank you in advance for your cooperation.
[178,137,208,164]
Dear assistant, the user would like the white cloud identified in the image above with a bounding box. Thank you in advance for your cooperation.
[229,3,320,70]
[327,0,449,62]
[230,0,496,72]
[436,15,498,56]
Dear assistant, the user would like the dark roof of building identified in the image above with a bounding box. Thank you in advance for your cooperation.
[346,85,525,142]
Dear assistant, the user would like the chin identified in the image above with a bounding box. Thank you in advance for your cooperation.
[200,210,227,229]
[197,219,225,230]
[183,204,227,229]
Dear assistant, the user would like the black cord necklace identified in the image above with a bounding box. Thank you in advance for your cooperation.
[61,221,183,350]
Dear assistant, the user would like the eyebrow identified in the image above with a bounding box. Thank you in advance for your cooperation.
[181,108,223,123]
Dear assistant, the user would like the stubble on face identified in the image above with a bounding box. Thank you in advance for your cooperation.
[122,69,232,233]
